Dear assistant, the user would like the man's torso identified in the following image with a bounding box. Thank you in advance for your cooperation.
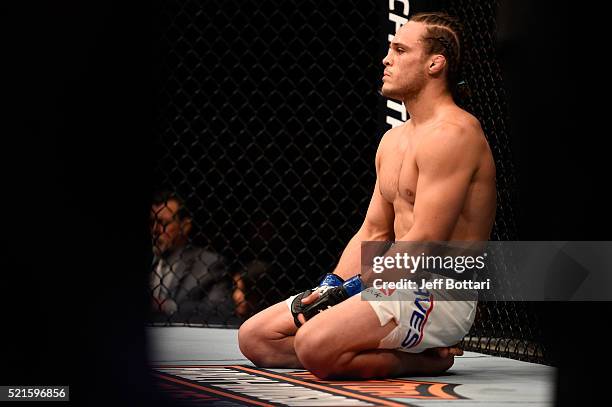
[377,108,496,240]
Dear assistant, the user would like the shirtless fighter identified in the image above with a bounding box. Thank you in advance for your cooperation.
[239,12,496,379]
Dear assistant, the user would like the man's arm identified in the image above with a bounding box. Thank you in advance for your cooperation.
[332,120,484,279]
[295,134,395,322]
[336,122,482,281]
[399,122,482,242]
[296,123,484,323]
[331,136,396,280]
[332,180,395,280]
[357,122,484,285]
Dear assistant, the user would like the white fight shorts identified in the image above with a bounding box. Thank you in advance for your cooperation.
[285,286,476,353]
[364,286,476,353]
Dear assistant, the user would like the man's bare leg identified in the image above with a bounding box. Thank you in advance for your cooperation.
[238,301,303,368]
[375,345,464,377]
[239,296,462,375]
[319,347,455,379]
[294,295,456,379]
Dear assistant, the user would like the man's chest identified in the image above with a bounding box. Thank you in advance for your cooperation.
[378,137,419,205]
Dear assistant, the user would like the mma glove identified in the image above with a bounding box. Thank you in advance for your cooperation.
[290,274,364,327]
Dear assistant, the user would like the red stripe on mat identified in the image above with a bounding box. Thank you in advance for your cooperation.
[153,372,275,407]
[233,365,409,407]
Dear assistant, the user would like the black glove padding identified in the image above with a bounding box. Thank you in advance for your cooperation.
[290,284,351,327]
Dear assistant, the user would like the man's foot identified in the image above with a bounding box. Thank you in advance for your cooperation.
[426,345,464,358]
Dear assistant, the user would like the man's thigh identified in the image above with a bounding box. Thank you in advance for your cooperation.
[296,294,396,355]
[242,299,298,339]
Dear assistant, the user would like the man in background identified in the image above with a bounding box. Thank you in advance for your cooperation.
[150,190,237,324]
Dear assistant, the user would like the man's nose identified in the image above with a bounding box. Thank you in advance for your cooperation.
[382,50,391,66]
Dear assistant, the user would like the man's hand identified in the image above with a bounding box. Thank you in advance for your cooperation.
[290,273,343,327]
[291,275,364,327]
[296,290,321,325]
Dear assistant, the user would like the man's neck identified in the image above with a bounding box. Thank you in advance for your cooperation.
[403,85,454,127]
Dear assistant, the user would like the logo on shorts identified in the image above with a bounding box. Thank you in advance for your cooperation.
[401,288,434,349]
[380,286,396,296]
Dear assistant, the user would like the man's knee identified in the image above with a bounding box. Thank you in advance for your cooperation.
[238,314,271,366]
[239,303,295,367]
[294,324,340,379]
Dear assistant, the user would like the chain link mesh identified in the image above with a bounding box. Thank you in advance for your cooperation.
[151,0,547,364]
[447,0,545,363]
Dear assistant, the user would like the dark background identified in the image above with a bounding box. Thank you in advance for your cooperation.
[497,0,604,405]
[2,0,597,405]
[153,0,384,319]
[3,1,164,404]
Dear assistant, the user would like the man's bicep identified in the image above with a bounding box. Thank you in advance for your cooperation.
[412,169,472,239]
[411,130,479,240]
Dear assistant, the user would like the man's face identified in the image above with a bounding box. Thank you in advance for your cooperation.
[151,199,191,256]
[381,21,429,100]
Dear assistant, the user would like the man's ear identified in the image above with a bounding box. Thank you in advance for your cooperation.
[428,55,447,75]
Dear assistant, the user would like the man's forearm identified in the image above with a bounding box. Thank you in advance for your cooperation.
[360,228,433,282]
[330,226,431,281]
[332,228,392,280]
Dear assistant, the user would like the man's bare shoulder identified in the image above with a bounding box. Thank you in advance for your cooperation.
[379,123,405,145]
[375,123,407,160]
[428,109,487,151]
[418,110,489,168]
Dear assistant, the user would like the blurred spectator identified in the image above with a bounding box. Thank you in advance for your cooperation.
[233,259,269,318]
[150,190,237,324]
[232,219,287,318]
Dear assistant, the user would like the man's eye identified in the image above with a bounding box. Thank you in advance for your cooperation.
[397,48,405,53]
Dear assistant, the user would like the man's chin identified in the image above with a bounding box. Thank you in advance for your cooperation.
[380,86,401,101]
